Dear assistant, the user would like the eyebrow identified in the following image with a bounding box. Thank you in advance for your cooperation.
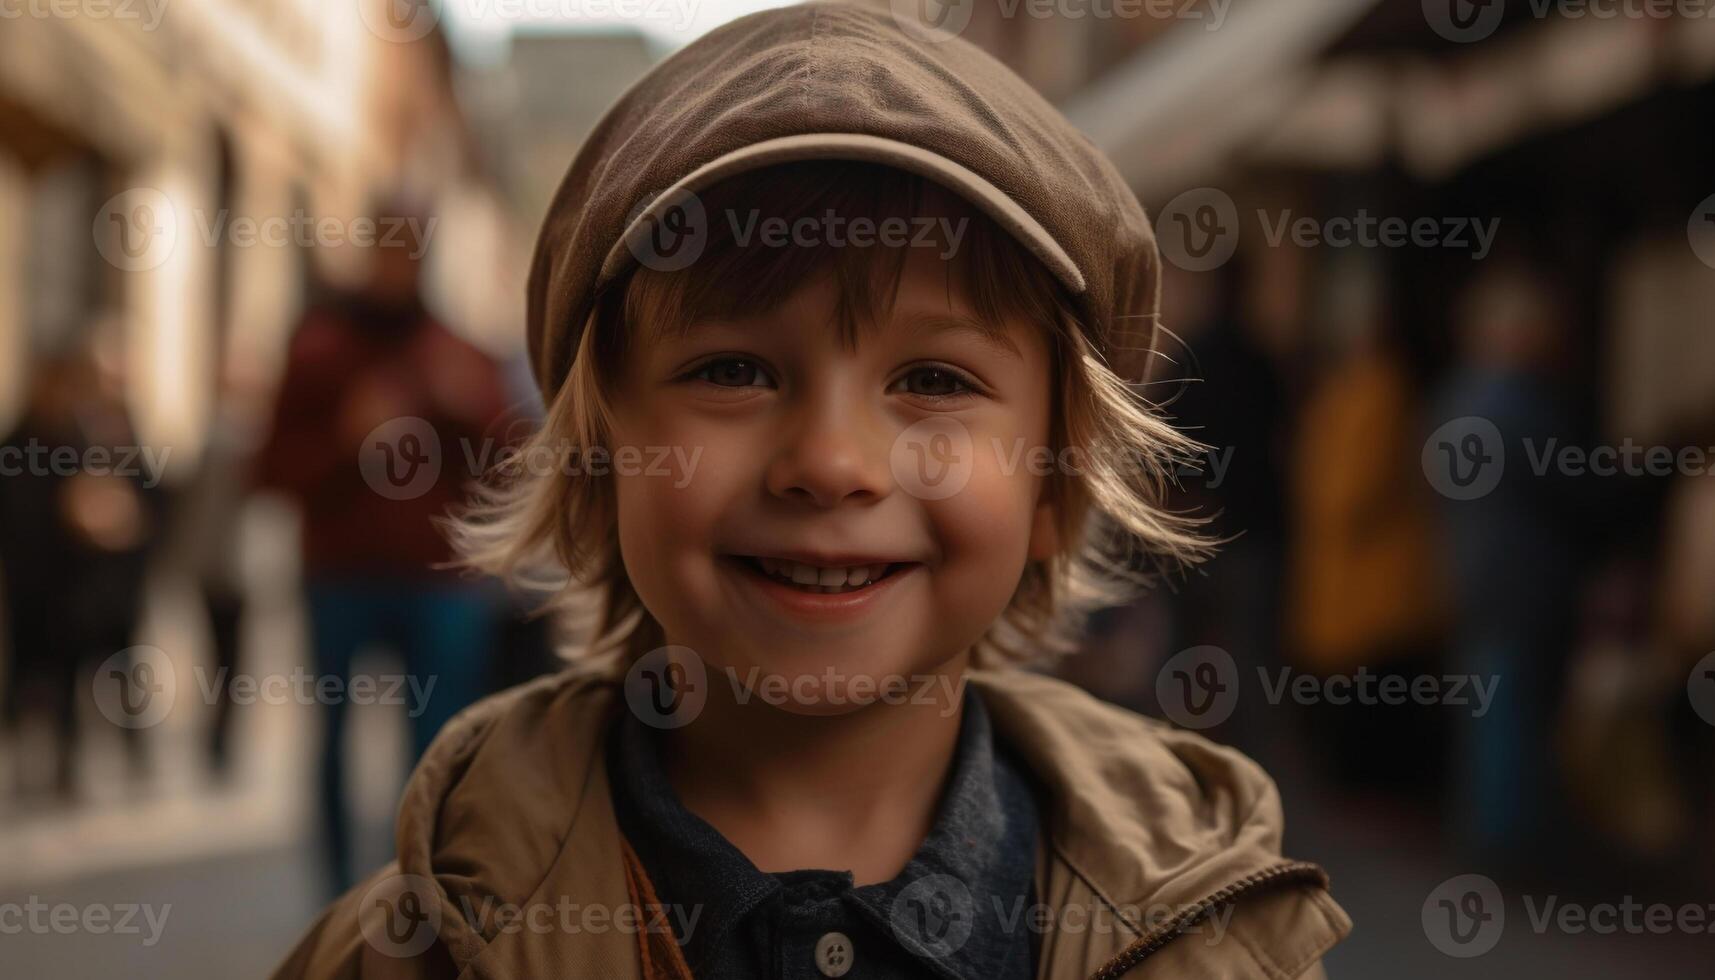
[898,311,1023,360]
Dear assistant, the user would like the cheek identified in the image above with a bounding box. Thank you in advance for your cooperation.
[608,411,758,609]
[923,448,1044,611]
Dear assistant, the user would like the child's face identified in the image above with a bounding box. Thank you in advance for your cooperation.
[610,245,1057,713]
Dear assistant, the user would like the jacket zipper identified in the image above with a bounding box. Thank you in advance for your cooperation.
[1086,861,1330,980]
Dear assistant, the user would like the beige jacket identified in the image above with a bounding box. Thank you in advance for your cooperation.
[271,662,1350,978]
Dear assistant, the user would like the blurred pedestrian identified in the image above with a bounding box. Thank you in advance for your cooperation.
[1430,265,1581,860]
[1287,266,1446,796]
[256,199,510,894]
[165,363,265,781]
[1656,411,1715,873]
[0,343,163,800]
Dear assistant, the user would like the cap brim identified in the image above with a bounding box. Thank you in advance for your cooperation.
[600,132,1087,295]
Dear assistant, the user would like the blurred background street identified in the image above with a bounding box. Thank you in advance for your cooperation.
[2,0,1714,975]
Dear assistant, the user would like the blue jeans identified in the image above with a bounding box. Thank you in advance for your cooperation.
[305,577,494,894]
[1449,629,1557,857]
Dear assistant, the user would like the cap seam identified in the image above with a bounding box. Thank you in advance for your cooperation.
[801,4,822,109]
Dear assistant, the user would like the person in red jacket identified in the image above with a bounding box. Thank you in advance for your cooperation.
[257,203,509,895]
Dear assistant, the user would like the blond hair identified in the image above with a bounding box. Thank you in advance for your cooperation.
[448,161,1210,668]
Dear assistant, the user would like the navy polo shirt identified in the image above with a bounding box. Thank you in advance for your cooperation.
[606,685,1042,979]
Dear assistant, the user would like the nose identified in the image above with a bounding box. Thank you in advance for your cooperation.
[764,388,893,509]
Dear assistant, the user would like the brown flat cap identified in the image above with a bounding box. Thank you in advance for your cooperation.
[526,1,1161,399]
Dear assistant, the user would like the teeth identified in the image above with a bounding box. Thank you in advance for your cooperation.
[750,558,888,592]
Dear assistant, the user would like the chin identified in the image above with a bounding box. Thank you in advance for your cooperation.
[704,634,959,716]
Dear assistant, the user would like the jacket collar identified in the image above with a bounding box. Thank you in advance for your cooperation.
[389,660,1347,979]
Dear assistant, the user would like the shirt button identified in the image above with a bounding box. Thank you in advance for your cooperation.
[814,930,854,978]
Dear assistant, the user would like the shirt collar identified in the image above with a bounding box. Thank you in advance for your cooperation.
[607,685,1039,980]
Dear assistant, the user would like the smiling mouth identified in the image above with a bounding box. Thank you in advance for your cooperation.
[728,555,911,595]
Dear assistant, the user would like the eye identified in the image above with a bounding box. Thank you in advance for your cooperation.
[891,363,979,400]
[687,356,774,388]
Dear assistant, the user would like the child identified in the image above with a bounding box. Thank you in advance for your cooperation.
[272,4,1349,977]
